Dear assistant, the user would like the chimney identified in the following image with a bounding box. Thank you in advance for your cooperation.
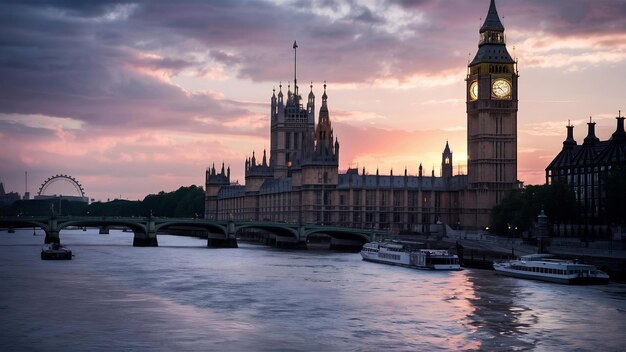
[583,116,600,144]
[563,120,577,148]
[611,110,626,140]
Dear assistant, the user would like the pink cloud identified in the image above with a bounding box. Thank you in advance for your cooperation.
[1,0,624,200]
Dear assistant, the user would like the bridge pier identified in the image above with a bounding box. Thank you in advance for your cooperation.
[329,238,364,251]
[275,235,307,250]
[206,221,238,248]
[99,226,109,235]
[44,230,60,244]
[265,235,276,246]
[207,233,238,248]
[207,237,238,248]
[133,231,158,247]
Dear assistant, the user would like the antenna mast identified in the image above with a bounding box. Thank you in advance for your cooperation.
[293,40,298,95]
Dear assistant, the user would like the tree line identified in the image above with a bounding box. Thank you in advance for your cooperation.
[1,185,205,218]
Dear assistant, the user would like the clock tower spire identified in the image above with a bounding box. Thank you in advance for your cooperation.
[464,0,519,227]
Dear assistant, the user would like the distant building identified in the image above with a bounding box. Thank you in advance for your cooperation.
[0,182,20,206]
[33,195,89,203]
[205,0,520,231]
[545,112,626,225]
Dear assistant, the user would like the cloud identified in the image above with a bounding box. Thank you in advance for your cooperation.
[334,121,467,176]
[422,98,464,105]
[0,113,84,131]
[513,32,626,71]
[1,0,625,199]
[332,110,388,123]
[0,1,263,135]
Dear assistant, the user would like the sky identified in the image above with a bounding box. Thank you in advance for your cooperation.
[1,0,625,202]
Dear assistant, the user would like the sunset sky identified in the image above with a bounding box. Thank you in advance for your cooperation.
[1,0,625,201]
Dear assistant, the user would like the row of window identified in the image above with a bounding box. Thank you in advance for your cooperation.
[379,253,401,261]
[511,265,592,276]
[340,191,442,207]
[382,247,404,252]
[427,258,459,265]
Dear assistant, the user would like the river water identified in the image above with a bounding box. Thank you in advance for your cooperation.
[0,229,624,351]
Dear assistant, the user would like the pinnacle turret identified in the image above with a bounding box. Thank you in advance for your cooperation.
[470,0,514,66]
[480,0,505,33]
[443,140,451,154]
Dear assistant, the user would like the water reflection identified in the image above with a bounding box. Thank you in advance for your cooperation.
[1,229,625,351]
[464,269,537,350]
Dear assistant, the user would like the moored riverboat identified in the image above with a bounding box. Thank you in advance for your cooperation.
[493,254,609,285]
[41,243,73,260]
[360,240,461,270]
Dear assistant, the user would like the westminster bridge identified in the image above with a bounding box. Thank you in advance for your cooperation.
[0,216,388,249]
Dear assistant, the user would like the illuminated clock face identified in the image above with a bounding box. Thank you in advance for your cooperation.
[469,81,478,100]
[492,79,512,99]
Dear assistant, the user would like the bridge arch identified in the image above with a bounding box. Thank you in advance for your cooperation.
[155,221,227,235]
[304,227,371,244]
[234,223,299,238]
[0,218,49,231]
[58,220,147,234]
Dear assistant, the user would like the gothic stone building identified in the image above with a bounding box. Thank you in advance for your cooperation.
[545,113,626,227]
[205,0,519,231]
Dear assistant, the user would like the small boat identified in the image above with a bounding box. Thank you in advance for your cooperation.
[361,240,461,270]
[493,254,609,285]
[41,243,73,260]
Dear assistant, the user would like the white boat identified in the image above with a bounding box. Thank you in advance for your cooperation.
[360,240,461,270]
[493,254,609,285]
[41,243,73,260]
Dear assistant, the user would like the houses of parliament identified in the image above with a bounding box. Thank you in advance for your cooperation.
[205,0,519,231]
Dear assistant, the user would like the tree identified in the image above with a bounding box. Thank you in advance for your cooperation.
[490,190,531,235]
[490,183,577,236]
[0,185,205,218]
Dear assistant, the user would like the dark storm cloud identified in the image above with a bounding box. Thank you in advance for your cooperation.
[350,6,384,24]
[505,0,626,36]
[1,0,625,133]
[395,0,435,9]
[0,0,257,132]
[29,0,128,18]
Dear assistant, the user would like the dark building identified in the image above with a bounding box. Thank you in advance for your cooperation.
[546,112,626,227]
[0,182,20,206]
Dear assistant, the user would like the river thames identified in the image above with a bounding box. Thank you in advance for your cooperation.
[0,229,624,351]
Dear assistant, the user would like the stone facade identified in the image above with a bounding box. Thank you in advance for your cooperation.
[205,0,519,231]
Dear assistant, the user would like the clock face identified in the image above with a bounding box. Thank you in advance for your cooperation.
[469,81,478,100]
[492,79,511,99]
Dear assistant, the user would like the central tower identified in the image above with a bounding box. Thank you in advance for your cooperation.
[466,0,518,196]
[270,41,316,178]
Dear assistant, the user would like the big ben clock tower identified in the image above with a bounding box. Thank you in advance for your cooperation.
[465,0,518,226]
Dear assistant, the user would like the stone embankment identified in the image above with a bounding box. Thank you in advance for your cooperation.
[444,229,626,282]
